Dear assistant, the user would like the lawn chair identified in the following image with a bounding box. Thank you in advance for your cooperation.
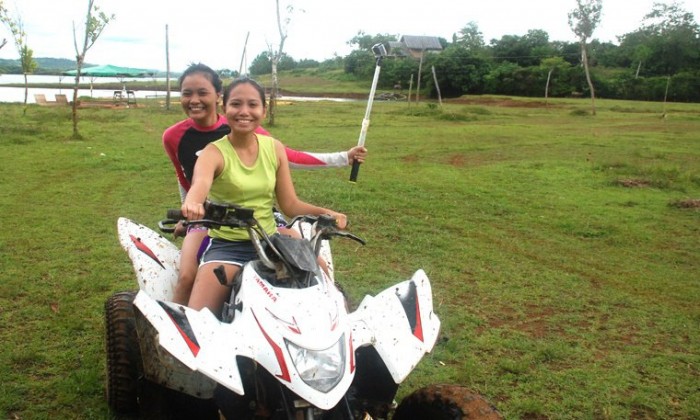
[34,94,48,105]
[55,94,69,104]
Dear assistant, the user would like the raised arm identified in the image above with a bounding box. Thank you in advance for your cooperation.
[285,145,367,169]
[274,140,347,228]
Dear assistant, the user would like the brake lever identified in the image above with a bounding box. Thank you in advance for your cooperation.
[332,230,366,246]
[158,219,179,233]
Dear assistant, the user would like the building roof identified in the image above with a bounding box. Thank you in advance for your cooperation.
[398,35,443,51]
[388,41,410,57]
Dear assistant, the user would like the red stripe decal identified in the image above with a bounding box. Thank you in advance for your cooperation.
[165,311,201,357]
[349,332,355,373]
[413,295,424,342]
[130,235,165,269]
[253,310,291,382]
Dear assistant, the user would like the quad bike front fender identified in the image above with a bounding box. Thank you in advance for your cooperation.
[350,269,441,383]
[133,291,249,396]
[117,218,180,301]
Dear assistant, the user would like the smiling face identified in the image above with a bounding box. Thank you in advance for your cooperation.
[223,80,266,135]
[179,72,221,127]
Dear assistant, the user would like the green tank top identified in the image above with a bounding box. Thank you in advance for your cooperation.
[208,134,279,241]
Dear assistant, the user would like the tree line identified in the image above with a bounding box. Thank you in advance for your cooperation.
[247,1,700,103]
[3,1,699,105]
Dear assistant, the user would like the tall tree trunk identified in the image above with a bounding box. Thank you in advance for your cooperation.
[581,42,596,115]
[545,68,553,107]
[269,59,278,125]
[72,57,83,138]
[23,73,28,105]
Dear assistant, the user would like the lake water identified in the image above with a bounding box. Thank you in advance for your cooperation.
[0,74,356,104]
[0,74,174,103]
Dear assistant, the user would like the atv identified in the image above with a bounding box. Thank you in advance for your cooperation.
[106,201,501,419]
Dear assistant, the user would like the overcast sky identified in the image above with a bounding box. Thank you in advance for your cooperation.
[1,0,698,72]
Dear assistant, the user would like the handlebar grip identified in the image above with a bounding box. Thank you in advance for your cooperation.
[349,160,361,183]
[166,209,184,220]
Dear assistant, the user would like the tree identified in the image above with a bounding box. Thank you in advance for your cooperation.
[568,0,602,115]
[428,45,490,97]
[616,2,699,78]
[0,4,36,105]
[267,0,301,126]
[0,1,7,50]
[640,1,698,75]
[70,0,113,138]
[347,32,397,51]
[489,30,554,67]
[540,57,572,103]
[455,21,486,52]
[249,51,295,76]
[250,50,272,76]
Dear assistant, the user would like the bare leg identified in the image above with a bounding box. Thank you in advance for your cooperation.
[172,229,208,305]
[188,263,241,315]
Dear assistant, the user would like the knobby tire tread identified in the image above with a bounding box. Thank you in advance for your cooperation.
[105,290,140,415]
[392,384,503,420]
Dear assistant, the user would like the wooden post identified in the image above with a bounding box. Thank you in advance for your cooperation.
[416,49,424,104]
[407,74,413,108]
[239,32,250,76]
[544,68,553,108]
[165,24,171,110]
[431,66,442,107]
[662,75,671,118]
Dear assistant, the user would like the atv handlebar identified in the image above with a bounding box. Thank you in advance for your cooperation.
[159,201,364,276]
[285,214,365,247]
[161,202,364,246]
[162,202,253,231]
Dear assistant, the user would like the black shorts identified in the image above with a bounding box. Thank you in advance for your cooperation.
[200,237,258,267]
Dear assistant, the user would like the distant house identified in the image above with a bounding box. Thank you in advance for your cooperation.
[396,35,443,59]
[388,41,410,57]
[391,36,444,103]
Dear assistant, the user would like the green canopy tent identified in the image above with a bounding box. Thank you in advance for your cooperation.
[63,64,157,97]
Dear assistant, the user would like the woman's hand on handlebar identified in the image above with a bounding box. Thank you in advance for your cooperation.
[328,211,348,229]
[181,201,205,221]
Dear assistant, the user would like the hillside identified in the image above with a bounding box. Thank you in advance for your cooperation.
[0,57,99,74]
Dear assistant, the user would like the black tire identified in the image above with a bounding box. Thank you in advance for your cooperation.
[392,384,503,420]
[105,290,141,415]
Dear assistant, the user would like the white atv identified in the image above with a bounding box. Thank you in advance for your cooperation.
[106,202,501,419]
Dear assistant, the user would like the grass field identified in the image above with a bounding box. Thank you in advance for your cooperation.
[0,94,698,419]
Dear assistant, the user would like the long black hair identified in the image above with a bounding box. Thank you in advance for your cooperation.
[222,77,266,108]
[178,62,223,94]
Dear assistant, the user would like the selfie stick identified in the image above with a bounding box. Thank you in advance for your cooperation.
[349,43,387,183]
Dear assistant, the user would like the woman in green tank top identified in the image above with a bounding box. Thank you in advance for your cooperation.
[180,77,347,315]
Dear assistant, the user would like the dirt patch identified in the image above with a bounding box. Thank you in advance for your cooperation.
[616,178,652,188]
[278,89,366,100]
[669,198,700,209]
[448,154,467,167]
[445,96,551,108]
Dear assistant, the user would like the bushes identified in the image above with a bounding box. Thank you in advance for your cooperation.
[602,71,700,102]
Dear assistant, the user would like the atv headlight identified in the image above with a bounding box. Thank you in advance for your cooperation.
[286,334,345,393]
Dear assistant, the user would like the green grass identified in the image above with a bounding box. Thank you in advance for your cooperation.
[0,96,698,419]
